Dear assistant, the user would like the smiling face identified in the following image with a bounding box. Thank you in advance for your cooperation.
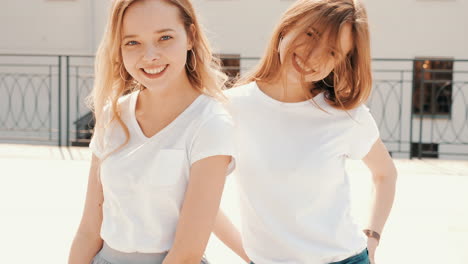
[278,21,354,85]
[120,0,192,91]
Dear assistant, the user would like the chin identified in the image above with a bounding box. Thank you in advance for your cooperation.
[305,78,322,83]
[141,78,169,89]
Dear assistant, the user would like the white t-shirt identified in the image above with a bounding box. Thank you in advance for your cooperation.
[225,82,379,264]
[89,90,235,253]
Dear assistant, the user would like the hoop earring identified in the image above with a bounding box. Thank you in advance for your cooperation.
[119,64,132,82]
[277,36,283,53]
[322,78,334,87]
[186,49,197,72]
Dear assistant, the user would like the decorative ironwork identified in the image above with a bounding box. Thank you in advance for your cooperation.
[0,55,467,158]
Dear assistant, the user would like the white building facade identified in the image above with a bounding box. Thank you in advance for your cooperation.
[1,0,467,159]
[1,0,467,58]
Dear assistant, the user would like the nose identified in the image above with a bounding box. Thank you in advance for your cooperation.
[142,45,161,62]
[308,45,328,70]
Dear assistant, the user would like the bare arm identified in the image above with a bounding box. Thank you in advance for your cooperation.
[68,155,104,264]
[162,155,231,264]
[213,210,250,262]
[362,138,398,263]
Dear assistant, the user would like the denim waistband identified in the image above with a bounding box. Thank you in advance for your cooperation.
[249,249,369,264]
[329,249,369,264]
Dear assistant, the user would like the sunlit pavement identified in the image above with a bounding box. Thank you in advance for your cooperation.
[0,144,467,264]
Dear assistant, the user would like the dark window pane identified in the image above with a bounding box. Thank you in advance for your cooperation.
[412,58,453,116]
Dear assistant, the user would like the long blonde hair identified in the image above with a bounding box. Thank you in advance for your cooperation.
[237,0,372,110]
[90,0,227,155]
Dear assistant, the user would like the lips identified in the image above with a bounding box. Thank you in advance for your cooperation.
[143,65,167,74]
[292,54,315,74]
[140,64,168,79]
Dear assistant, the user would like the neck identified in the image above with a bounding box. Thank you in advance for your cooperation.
[139,72,200,110]
[145,71,197,99]
[258,77,315,103]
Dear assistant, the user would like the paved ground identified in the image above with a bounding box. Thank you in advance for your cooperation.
[0,144,467,264]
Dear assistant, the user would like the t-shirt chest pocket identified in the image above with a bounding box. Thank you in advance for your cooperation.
[144,149,187,187]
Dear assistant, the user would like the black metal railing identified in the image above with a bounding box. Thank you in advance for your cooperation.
[369,59,468,158]
[0,54,96,146]
[1,54,467,159]
[65,55,95,146]
[0,54,61,144]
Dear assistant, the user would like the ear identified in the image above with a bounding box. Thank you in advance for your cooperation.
[187,24,196,50]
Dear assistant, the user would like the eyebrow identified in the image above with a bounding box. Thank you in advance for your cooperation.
[307,27,321,36]
[122,28,176,40]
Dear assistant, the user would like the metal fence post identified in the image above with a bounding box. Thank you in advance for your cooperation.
[399,70,404,155]
[409,65,415,159]
[418,67,426,159]
[58,55,62,146]
[48,65,52,141]
[66,56,70,147]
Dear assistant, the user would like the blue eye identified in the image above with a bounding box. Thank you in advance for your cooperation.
[161,35,172,41]
[125,40,139,46]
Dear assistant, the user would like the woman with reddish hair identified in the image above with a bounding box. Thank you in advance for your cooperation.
[217,0,398,263]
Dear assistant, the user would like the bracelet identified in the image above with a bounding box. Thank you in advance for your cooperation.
[363,229,380,242]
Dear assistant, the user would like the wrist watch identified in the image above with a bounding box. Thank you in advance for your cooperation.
[363,229,380,242]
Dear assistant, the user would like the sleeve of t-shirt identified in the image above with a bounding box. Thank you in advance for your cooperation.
[189,114,236,175]
[89,126,104,159]
[89,106,112,159]
[347,105,380,160]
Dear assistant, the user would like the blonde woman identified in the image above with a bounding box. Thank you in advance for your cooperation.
[217,0,398,263]
[68,0,238,263]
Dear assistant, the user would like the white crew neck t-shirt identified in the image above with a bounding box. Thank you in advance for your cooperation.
[225,82,380,264]
[89,90,235,253]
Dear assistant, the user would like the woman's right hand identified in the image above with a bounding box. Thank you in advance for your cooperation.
[213,209,251,263]
[68,155,104,264]
[367,237,378,264]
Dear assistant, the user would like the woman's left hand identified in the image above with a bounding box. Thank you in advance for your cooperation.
[367,237,379,264]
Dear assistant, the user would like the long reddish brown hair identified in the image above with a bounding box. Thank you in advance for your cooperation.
[237,0,372,110]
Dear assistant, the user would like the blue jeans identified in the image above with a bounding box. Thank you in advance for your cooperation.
[329,249,370,264]
[250,249,369,264]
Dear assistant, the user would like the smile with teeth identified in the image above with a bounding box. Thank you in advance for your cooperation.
[142,65,167,75]
[294,55,313,72]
